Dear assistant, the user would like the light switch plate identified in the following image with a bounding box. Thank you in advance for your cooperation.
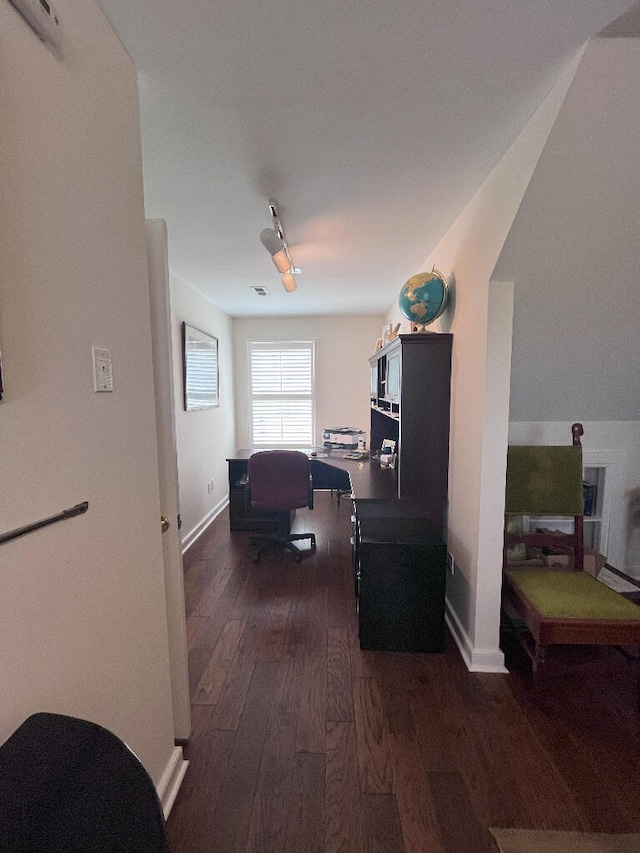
[92,346,113,392]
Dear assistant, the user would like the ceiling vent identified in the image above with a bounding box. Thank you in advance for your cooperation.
[251,286,269,297]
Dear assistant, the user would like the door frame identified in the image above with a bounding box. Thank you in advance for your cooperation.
[146,219,191,740]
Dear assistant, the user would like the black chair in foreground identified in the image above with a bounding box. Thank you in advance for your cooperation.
[247,449,316,563]
[0,711,170,852]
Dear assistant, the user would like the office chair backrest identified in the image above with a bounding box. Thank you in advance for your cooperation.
[248,450,312,512]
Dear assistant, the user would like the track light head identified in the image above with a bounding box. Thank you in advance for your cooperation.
[281,272,297,292]
[260,201,300,290]
[260,227,283,256]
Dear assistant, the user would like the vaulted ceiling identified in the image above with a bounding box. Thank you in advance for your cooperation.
[96,0,640,317]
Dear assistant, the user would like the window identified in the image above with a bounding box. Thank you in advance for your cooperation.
[248,341,315,447]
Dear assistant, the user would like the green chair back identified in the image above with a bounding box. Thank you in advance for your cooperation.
[505,445,583,516]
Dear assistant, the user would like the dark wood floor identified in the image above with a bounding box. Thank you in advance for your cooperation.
[166,493,640,853]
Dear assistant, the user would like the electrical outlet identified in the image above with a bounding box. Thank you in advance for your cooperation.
[207,478,215,494]
[446,552,455,575]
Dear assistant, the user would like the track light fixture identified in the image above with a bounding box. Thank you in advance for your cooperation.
[260,226,291,273]
[281,272,297,293]
[260,199,300,292]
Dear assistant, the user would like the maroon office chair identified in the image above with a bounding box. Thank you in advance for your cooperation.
[247,450,316,563]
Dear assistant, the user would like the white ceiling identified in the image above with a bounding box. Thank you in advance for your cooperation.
[96,0,639,318]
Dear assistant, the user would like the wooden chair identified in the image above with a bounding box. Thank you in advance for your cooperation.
[501,425,640,692]
[503,422,584,572]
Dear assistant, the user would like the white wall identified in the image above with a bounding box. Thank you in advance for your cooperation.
[170,277,236,548]
[494,40,640,578]
[495,39,640,423]
[0,0,176,787]
[233,316,383,450]
[384,53,581,668]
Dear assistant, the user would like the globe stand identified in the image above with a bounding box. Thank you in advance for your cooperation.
[410,322,437,334]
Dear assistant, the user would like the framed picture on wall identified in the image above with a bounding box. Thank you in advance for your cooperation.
[182,322,219,411]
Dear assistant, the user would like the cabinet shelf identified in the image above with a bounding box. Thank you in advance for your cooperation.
[368,334,452,525]
[370,405,399,419]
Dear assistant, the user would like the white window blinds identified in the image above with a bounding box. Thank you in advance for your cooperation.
[249,341,315,447]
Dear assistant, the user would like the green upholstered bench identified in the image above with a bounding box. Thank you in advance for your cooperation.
[502,568,640,682]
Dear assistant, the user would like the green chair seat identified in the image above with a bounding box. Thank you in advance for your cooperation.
[504,569,640,621]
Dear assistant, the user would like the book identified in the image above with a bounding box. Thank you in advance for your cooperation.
[583,481,596,517]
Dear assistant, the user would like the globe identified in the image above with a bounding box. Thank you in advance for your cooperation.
[398,270,448,328]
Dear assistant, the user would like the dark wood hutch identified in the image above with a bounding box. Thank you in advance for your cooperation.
[227,331,453,653]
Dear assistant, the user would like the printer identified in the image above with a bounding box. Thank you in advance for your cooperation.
[322,426,366,450]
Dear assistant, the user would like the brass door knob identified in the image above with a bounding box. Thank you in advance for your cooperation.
[161,515,170,533]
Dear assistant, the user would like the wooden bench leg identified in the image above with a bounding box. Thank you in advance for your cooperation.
[532,642,549,693]
[532,642,547,674]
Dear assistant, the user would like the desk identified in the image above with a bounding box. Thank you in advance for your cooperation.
[358,518,446,652]
[227,448,398,531]
[227,449,448,652]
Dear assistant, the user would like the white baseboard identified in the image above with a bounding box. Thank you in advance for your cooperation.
[445,598,507,673]
[181,497,228,554]
[157,745,188,819]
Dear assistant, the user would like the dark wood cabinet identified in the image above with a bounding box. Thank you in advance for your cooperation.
[357,517,446,652]
[351,496,442,593]
[227,333,452,653]
[369,333,452,526]
[357,333,452,652]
